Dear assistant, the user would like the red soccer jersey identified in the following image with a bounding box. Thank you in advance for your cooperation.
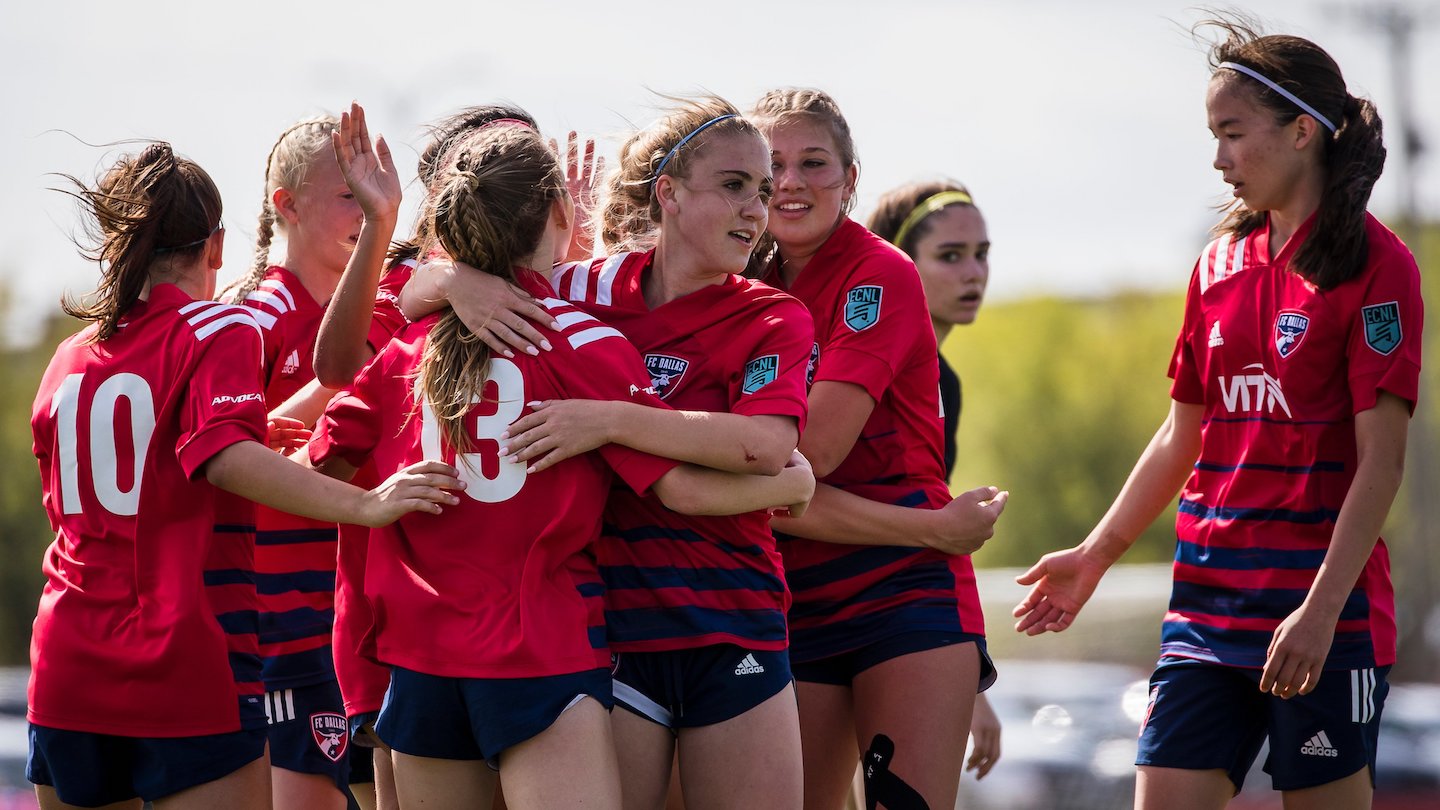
[309,270,680,678]
[333,258,415,718]
[237,266,339,688]
[29,285,268,736]
[1166,213,1422,670]
[762,218,982,663]
[552,252,813,651]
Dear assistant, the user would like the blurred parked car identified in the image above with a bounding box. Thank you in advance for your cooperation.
[957,660,1148,810]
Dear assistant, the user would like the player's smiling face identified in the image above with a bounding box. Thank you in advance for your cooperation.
[765,117,857,254]
[911,204,990,327]
[1206,76,1313,215]
[662,130,771,275]
[283,150,364,275]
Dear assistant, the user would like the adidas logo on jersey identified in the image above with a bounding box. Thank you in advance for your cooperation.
[281,350,300,376]
[1208,320,1224,347]
[735,654,766,676]
[1300,731,1339,758]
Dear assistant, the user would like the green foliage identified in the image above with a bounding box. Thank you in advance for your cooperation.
[0,310,81,665]
[946,290,1187,568]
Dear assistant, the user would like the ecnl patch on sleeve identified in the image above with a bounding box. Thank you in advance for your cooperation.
[844,285,883,332]
[1361,301,1401,356]
[743,354,779,394]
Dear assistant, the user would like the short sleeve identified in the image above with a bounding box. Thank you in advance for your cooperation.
[1347,246,1423,414]
[176,319,268,478]
[812,249,929,402]
[553,327,681,495]
[729,296,814,433]
[1168,264,1206,405]
[310,350,391,470]
[367,261,415,353]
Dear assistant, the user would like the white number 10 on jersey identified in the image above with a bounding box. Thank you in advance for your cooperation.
[419,358,527,503]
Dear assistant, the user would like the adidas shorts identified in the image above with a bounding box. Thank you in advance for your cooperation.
[611,645,792,730]
[375,665,612,765]
[1135,657,1389,792]
[791,630,994,691]
[264,680,359,792]
[28,724,266,806]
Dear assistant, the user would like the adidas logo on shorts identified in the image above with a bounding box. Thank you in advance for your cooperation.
[1300,731,1339,758]
[735,654,766,676]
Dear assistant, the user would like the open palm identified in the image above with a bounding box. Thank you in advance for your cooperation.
[334,101,400,220]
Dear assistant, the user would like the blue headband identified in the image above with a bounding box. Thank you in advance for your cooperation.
[1219,62,1337,133]
[649,114,738,192]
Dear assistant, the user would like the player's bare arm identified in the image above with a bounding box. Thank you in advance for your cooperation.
[1260,391,1410,698]
[1014,399,1201,635]
[399,256,558,358]
[503,400,797,476]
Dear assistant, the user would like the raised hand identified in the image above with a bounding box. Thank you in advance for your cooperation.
[549,131,604,260]
[334,101,401,221]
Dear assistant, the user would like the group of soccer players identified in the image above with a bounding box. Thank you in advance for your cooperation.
[26,15,1422,810]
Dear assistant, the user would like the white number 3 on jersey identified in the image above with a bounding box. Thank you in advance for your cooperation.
[419,358,527,503]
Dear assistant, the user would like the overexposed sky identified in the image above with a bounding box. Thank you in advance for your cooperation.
[4,0,1436,343]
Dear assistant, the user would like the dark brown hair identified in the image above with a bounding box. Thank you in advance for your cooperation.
[417,126,564,455]
[59,143,222,341]
[392,104,540,264]
[1203,17,1385,289]
[599,95,763,253]
[867,180,977,256]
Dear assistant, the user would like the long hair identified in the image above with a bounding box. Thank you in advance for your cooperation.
[392,104,539,265]
[1202,17,1385,289]
[58,143,222,341]
[416,127,564,455]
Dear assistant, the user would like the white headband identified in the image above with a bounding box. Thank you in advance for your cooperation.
[1219,62,1337,133]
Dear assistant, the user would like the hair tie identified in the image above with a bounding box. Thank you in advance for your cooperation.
[649,114,737,193]
[1218,62,1337,133]
[891,190,974,250]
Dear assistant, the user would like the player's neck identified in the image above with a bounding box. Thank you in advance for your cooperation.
[647,241,726,308]
[933,319,952,345]
[1266,178,1324,262]
[279,247,343,306]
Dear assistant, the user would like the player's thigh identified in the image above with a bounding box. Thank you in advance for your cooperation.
[795,679,857,810]
[1135,766,1234,810]
[850,641,980,810]
[499,696,621,810]
[676,683,802,810]
[1281,766,1371,810]
[608,705,674,810]
[271,767,345,810]
[391,751,495,810]
[372,748,400,810]
[156,754,271,810]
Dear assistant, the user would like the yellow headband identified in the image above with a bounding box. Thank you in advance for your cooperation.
[890,190,974,250]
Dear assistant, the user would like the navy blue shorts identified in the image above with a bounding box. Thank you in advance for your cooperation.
[790,631,995,691]
[27,724,266,806]
[611,645,793,730]
[265,680,358,791]
[1135,658,1389,792]
[375,666,613,765]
